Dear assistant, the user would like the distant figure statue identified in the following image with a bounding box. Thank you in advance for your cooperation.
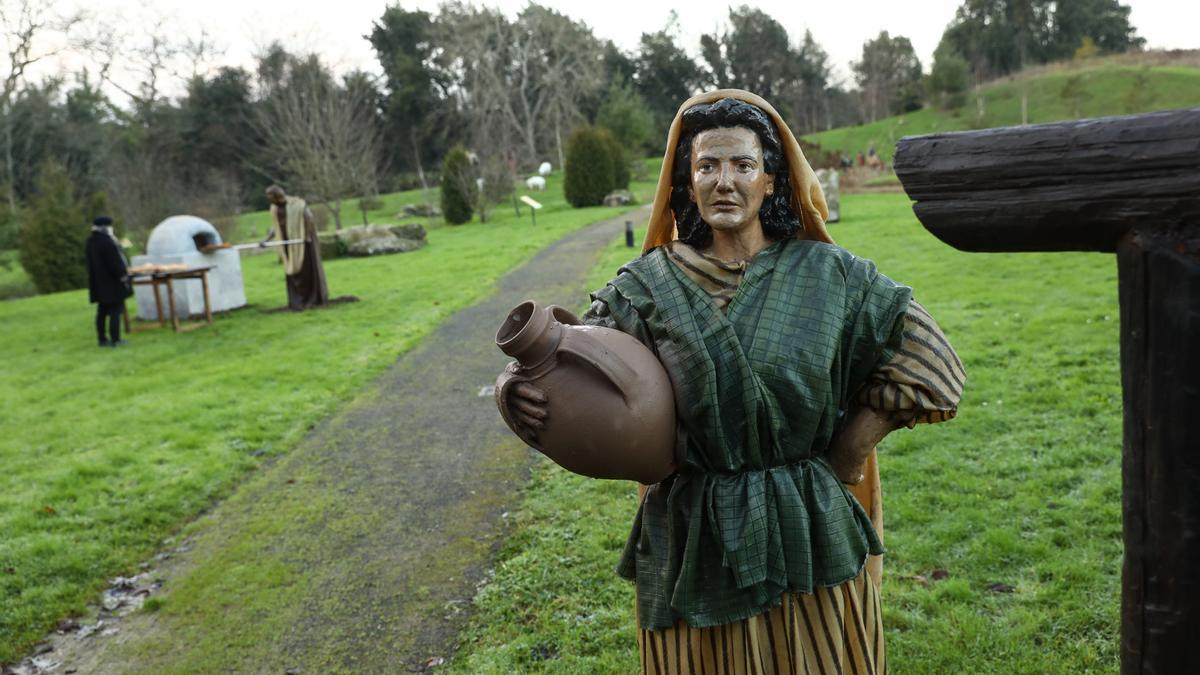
[260,185,329,310]
[866,144,883,170]
[85,215,132,347]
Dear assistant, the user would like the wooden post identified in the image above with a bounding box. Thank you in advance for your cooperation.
[165,277,180,332]
[1115,230,1200,673]
[152,279,165,328]
[894,108,1200,675]
[201,270,213,325]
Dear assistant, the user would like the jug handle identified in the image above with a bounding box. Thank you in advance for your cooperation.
[556,327,637,403]
[546,304,582,326]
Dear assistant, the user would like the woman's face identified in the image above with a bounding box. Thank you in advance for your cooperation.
[688,126,774,238]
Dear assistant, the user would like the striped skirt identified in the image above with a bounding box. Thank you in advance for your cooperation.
[637,570,884,675]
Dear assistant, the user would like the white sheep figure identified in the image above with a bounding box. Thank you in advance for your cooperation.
[525,175,546,191]
[538,161,552,176]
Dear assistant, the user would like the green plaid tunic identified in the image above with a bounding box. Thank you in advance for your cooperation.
[583,238,912,630]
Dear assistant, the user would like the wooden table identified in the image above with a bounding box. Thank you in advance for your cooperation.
[126,266,215,333]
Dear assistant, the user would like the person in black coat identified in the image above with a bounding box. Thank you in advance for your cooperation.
[85,215,132,347]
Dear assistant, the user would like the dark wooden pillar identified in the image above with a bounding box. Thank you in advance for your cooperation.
[894,108,1200,675]
[1117,229,1200,674]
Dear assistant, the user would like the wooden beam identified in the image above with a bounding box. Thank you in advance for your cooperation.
[894,108,1200,253]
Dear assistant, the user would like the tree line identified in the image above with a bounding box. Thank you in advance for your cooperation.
[1,0,1143,258]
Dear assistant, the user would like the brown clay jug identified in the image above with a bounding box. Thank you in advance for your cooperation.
[494,300,676,484]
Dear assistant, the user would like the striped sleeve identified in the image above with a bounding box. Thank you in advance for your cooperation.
[856,299,965,427]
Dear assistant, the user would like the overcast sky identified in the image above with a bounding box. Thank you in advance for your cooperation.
[45,0,1200,97]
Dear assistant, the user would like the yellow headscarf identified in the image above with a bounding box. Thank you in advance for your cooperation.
[642,89,833,253]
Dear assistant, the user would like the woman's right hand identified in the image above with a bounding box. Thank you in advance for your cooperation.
[507,381,549,436]
[496,362,550,443]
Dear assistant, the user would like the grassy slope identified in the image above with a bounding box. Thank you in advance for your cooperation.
[806,63,1200,164]
[448,192,1122,674]
[0,167,658,665]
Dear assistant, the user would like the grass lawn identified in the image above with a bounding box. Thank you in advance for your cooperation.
[806,62,1200,164]
[447,192,1123,673]
[0,167,658,665]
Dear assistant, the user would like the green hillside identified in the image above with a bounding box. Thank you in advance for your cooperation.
[806,62,1200,164]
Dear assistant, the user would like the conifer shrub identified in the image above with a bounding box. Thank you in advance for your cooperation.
[440,146,476,225]
[603,132,630,191]
[18,162,88,294]
[84,191,117,235]
[564,126,619,207]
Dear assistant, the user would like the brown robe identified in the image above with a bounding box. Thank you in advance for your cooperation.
[275,207,329,310]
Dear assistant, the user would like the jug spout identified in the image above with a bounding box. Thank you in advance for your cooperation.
[495,300,560,369]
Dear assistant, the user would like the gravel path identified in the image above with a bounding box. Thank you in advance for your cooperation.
[34,208,648,674]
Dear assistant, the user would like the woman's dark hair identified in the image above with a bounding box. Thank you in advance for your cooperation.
[670,98,800,249]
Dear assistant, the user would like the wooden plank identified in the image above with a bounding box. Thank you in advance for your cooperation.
[175,321,210,333]
[895,108,1200,252]
[1116,228,1200,674]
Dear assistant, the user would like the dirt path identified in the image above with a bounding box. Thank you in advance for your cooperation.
[37,208,648,674]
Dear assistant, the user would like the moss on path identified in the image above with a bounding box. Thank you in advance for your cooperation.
[48,207,649,673]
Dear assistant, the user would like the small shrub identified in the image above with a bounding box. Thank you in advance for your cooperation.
[564,126,621,207]
[83,191,117,236]
[930,44,970,111]
[18,162,87,294]
[0,204,18,251]
[595,81,655,157]
[440,146,476,225]
[358,195,384,226]
[603,132,630,191]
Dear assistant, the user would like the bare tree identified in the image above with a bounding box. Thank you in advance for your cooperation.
[1,0,83,215]
[435,3,604,170]
[251,59,382,230]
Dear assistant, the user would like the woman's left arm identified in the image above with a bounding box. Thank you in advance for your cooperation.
[829,299,966,483]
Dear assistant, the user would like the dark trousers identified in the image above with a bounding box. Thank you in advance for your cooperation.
[96,301,123,342]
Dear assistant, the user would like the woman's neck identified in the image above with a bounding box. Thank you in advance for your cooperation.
[703,221,769,262]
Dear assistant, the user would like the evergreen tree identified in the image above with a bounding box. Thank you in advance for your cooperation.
[368,6,455,181]
[603,130,630,191]
[634,14,703,134]
[564,127,618,207]
[440,146,475,225]
[83,191,117,236]
[939,0,1143,80]
[595,81,656,158]
[929,43,971,109]
[852,32,924,122]
[18,162,87,294]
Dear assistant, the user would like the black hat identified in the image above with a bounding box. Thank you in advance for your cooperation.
[93,216,113,226]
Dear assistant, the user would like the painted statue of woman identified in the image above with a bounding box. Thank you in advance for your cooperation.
[504,89,965,673]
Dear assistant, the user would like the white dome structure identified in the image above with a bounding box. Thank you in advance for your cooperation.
[130,215,246,320]
[145,215,224,256]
